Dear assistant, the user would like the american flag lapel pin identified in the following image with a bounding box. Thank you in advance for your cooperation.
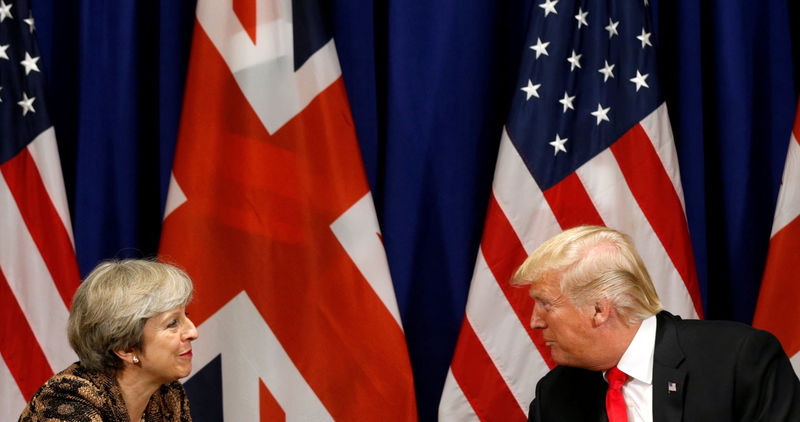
[667,381,677,393]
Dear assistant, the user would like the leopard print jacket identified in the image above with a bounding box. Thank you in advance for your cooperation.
[18,363,192,421]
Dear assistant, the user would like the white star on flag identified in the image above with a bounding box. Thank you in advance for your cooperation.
[559,91,575,113]
[17,92,35,115]
[20,52,40,75]
[568,50,582,71]
[605,18,620,39]
[529,37,550,59]
[0,44,9,60]
[539,0,558,17]
[24,11,35,33]
[591,103,611,125]
[0,0,12,22]
[549,134,568,155]
[521,79,542,100]
[575,7,588,29]
[637,28,652,48]
[630,70,650,91]
[598,60,615,82]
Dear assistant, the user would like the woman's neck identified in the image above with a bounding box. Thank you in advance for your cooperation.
[116,367,160,421]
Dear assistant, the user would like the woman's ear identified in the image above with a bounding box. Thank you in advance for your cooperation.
[114,349,138,365]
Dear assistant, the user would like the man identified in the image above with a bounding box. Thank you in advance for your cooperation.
[512,225,800,422]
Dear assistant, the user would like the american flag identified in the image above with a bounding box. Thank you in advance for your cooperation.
[752,96,800,377]
[158,0,417,420]
[438,0,703,420]
[0,0,81,419]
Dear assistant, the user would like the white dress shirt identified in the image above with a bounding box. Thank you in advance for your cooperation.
[604,314,657,422]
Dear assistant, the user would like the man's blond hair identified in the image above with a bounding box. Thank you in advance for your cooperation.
[511,225,662,324]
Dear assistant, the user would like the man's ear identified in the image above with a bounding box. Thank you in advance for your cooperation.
[592,298,612,326]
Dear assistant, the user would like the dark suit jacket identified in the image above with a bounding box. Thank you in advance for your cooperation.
[528,311,800,421]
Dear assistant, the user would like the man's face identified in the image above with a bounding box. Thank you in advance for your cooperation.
[528,273,598,368]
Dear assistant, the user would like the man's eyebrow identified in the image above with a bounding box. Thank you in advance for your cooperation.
[529,290,548,302]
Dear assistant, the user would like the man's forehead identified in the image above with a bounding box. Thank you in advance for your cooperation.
[528,274,561,297]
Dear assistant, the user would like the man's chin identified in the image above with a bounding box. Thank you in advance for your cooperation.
[548,349,573,367]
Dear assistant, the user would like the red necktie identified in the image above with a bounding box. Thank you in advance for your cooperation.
[606,366,628,422]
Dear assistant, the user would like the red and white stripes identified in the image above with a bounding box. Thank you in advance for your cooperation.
[439,103,702,421]
[0,127,80,420]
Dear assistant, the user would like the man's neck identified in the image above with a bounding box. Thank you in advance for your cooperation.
[597,318,643,371]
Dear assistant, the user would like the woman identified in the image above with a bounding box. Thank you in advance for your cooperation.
[19,259,199,421]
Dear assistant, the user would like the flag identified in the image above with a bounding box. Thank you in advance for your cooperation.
[0,0,81,419]
[158,0,417,420]
[752,97,800,376]
[438,1,703,420]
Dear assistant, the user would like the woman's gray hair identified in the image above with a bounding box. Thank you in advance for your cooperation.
[511,225,663,325]
[67,259,194,373]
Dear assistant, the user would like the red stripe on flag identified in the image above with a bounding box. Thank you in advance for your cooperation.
[0,149,81,309]
[0,270,53,400]
[753,216,800,356]
[233,0,257,44]
[610,124,703,317]
[481,193,555,368]
[259,379,286,422]
[449,319,527,422]
[542,172,605,229]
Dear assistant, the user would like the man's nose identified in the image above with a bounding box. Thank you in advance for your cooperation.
[530,306,546,329]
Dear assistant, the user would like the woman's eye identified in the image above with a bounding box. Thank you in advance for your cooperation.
[167,319,178,328]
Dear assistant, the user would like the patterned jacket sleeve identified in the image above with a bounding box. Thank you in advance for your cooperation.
[18,372,106,422]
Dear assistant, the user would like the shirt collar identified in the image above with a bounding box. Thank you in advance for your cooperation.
[615,314,657,384]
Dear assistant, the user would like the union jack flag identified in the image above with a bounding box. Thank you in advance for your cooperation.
[439,0,703,420]
[753,96,800,377]
[0,0,81,419]
[159,0,417,419]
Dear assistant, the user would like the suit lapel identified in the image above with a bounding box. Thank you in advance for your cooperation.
[652,311,686,422]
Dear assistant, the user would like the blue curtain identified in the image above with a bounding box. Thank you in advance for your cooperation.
[34,0,196,274]
[32,0,798,420]
[655,0,797,322]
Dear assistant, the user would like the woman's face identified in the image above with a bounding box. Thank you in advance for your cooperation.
[138,305,198,384]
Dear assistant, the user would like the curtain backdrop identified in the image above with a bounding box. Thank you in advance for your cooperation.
[30,0,799,419]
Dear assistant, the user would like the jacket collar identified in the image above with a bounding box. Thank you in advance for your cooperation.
[652,311,686,422]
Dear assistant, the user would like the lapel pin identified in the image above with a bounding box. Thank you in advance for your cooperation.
[667,381,677,392]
